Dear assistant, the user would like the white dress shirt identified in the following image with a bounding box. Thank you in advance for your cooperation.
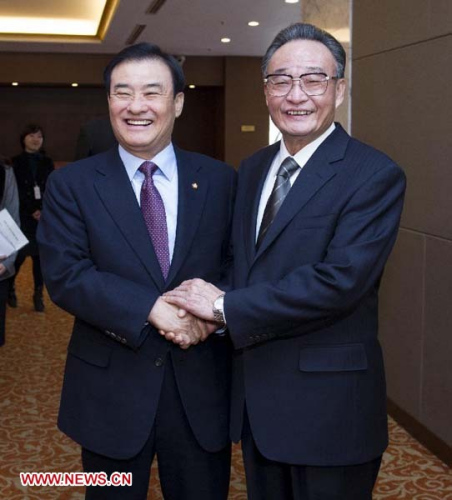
[119,143,178,261]
[256,123,336,241]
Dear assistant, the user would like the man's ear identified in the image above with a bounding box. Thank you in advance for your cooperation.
[264,85,270,107]
[335,79,346,109]
[175,92,185,118]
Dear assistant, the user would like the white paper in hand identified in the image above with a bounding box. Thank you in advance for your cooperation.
[0,209,28,257]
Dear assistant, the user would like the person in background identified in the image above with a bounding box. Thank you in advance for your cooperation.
[8,124,54,312]
[163,22,406,500]
[0,154,20,346]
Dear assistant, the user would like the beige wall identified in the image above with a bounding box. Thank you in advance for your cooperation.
[352,1,452,447]
[224,57,269,168]
[301,0,351,131]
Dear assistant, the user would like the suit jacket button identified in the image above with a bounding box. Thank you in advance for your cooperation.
[155,357,164,367]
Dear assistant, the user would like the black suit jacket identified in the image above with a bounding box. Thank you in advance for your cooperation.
[37,146,236,459]
[74,117,117,160]
[225,124,406,466]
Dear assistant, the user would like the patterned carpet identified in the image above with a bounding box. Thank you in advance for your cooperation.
[1,263,452,499]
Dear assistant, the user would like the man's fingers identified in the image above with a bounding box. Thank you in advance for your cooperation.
[162,296,187,309]
[160,330,176,340]
[164,285,190,296]
[177,308,188,318]
[175,334,198,349]
[162,289,188,300]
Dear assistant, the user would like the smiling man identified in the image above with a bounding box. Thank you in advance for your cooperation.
[163,24,406,499]
[37,43,235,499]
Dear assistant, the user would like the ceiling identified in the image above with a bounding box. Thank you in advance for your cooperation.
[0,0,307,57]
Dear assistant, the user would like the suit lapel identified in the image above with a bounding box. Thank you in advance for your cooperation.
[166,148,209,288]
[242,143,279,266]
[254,124,349,261]
[93,148,166,289]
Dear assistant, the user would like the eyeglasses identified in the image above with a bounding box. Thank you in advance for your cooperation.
[110,91,170,102]
[264,72,339,97]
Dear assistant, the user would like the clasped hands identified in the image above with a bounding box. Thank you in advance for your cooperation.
[148,279,224,350]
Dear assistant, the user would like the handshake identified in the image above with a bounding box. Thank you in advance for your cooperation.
[148,279,225,350]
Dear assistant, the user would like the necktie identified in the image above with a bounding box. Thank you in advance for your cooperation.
[139,161,170,279]
[257,156,299,249]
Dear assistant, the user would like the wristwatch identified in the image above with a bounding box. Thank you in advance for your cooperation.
[212,293,226,324]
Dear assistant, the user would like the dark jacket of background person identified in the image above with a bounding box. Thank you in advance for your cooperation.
[0,161,20,279]
[12,151,54,253]
[74,117,117,160]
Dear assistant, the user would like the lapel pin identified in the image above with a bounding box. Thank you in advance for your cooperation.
[191,182,198,190]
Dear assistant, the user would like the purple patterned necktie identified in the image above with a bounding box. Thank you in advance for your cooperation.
[139,161,170,279]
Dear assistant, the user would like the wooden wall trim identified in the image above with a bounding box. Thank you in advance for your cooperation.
[388,398,452,467]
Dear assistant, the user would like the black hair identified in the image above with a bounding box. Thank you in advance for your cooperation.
[262,23,346,78]
[103,42,185,96]
[20,124,44,150]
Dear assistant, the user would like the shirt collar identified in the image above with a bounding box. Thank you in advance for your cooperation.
[119,143,177,182]
[279,122,336,167]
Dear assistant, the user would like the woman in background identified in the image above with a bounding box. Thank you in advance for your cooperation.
[0,154,19,345]
[8,124,54,312]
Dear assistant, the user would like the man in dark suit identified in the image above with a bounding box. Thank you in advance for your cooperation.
[37,43,235,499]
[163,23,406,499]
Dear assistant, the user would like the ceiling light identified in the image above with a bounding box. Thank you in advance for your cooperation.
[0,17,100,36]
[248,21,259,27]
[0,1,109,36]
[12,82,19,86]
[188,85,196,89]
[285,0,299,3]
[221,37,231,43]
[71,83,79,87]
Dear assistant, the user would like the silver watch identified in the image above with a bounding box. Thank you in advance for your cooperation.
[212,293,226,324]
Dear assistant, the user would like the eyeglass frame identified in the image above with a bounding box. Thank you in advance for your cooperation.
[263,72,340,97]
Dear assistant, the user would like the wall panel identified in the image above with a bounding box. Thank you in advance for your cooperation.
[352,37,452,239]
[353,0,452,58]
[379,229,425,419]
[422,238,452,444]
[353,0,452,451]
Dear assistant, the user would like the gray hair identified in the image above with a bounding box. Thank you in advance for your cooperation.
[262,23,346,78]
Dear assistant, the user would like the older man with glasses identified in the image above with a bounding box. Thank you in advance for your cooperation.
[164,23,406,500]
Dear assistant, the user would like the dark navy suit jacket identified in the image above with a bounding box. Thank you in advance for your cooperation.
[37,146,236,459]
[225,124,406,466]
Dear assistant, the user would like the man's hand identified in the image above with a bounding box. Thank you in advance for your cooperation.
[148,297,213,349]
[32,210,41,221]
[0,263,6,276]
[163,278,224,322]
[159,315,219,349]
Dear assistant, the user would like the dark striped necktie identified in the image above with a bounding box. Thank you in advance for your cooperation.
[256,156,299,249]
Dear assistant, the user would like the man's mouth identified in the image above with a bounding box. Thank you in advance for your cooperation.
[286,110,312,116]
[125,119,152,126]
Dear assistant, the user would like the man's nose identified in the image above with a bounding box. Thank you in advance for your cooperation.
[127,95,148,112]
[286,80,309,101]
